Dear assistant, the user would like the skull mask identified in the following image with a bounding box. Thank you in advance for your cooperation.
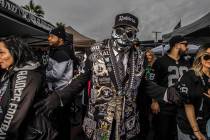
[111,26,137,51]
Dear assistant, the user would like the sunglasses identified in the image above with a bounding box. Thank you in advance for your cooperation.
[180,42,188,46]
[203,54,210,61]
[115,28,136,39]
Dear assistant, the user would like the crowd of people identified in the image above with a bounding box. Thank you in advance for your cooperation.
[0,12,210,140]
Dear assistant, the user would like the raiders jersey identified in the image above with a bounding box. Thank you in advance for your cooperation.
[153,54,190,88]
[176,70,210,134]
[152,54,190,114]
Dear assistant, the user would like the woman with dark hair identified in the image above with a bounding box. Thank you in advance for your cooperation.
[0,36,43,140]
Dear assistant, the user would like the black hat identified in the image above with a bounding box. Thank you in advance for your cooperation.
[49,26,66,40]
[200,43,210,50]
[169,35,187,48]
[113,13,139,31]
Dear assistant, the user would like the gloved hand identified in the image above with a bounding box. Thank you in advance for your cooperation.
[166,86,181,104]
[34,93,61,116]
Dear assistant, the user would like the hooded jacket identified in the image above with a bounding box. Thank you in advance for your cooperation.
[0,61,43,140]
[46,45,73,91]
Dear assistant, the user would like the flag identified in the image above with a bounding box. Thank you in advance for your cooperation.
[173,19,181,31]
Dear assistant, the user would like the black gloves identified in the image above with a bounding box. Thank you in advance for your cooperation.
[34,93,62,116]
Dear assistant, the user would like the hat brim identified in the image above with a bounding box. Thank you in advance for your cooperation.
[113,24,139,32]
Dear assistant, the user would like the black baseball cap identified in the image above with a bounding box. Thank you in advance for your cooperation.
[49,26,66,40]
[113,13,139,31]
[169,35,187,48]
[200,43,210,50]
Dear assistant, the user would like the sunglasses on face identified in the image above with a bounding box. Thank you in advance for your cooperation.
[115,27,136,39]
[203,54,210,61]
[180,42,188,46]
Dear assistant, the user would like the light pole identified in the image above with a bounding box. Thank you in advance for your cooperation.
[152,31,165,55]
[152,31,161,48]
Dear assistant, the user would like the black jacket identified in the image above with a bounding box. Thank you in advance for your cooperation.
[56,42,166,108]
[0,62,43,140]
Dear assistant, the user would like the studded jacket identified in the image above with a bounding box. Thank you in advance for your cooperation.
[56,39,167,140]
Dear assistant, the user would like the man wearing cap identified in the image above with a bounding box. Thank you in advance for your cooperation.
[151,35,190,140]
[46,26,75,91]
[34,13,168,140]
[79,12,143,140]
[35,26,82,140]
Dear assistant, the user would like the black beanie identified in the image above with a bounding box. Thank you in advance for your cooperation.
[49,27,66,40]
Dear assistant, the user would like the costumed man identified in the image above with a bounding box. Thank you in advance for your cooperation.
[34,13,172,140]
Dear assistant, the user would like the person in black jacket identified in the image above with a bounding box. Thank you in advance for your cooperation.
[0,36,43,140]
[34,13,176,140]
[44,26,82,140]
[46,26,76,91]
[176,44,210,140]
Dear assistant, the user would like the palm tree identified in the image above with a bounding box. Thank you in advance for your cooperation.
[22,0,45,18]
[56,22,65,28]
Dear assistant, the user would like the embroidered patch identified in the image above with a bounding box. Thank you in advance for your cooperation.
[83,117,97,138]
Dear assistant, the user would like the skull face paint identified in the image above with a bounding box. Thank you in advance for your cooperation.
[111,26,137,51]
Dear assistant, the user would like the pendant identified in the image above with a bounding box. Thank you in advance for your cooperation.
[117,90,125,96]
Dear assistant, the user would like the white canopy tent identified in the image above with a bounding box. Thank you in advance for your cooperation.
[151,44,200,55]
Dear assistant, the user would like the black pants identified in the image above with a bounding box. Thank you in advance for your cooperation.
[153,112,177,140]
[53,107,71,140]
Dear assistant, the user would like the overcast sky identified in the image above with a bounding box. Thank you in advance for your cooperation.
[13,0,210,41]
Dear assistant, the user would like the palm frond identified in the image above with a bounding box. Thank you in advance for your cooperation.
[22,0,45,17]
